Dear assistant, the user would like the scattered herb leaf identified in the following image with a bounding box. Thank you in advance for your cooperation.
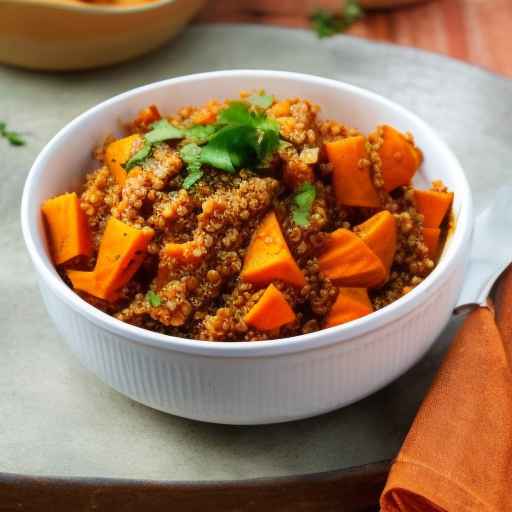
[146,290,161,307]
[310,0,363,39]
[183,124,217,145]
[292,182,317,227]
[125,140,152,170]
[249,93,274,110]
[124,119,184,170]
[0,121,26,146]
[145,119,184,144]
[180,143,204,189]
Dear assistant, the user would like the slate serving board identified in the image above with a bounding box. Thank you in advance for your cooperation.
[1,25,511,498]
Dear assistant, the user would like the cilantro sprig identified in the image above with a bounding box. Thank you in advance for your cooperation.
[0,121,25,146]
[248,92,274,110]
[310,0,363,39]
[180,143,204,189]
[200,102,280,173]
[125,119,185,170]
[292,183,317,227]
[125,99,281,189]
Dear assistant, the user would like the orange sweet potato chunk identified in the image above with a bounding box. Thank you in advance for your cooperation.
[133,105,161,130]
[244,284,296,331]
[105,134,144,186]
[42,192,92,265]
[67,217,153,301]
[325,136,381,208]
[162,241,204,265]
[423,227,441,260]
[241,211,305,288]
[318,228,386,288]
[324,287,373,328]
[355,211,397,276]
[414,189,453,228]
[378,125,422,192]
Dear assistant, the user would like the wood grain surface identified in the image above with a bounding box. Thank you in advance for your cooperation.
[0,462,389,512]
[199,0,512,77]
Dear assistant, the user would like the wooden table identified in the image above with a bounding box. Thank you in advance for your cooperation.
[199,0,512,77]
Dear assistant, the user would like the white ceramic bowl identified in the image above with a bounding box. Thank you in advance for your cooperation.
[21,71,473,425]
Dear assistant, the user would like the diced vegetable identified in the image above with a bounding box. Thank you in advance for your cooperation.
[269,100,290,117]
[324,287,373,328]
[105,134,144,186]
[355,211,397,277]
[241,211,305,288]
[378,125,422,192]
[41,192,91,265]
[191,108,217,125]
[133,105,161,129]
[244,284,296,331]
[163,241,203,265]
[67,217,153,301]
[325,136,381,208]
[423,227,441,259]
[414,189,453,228]
[318,228,386,288]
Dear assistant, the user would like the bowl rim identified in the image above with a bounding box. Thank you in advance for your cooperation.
[21,69,473,358]
[5,0,179,15]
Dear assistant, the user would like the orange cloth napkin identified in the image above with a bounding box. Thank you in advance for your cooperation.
[380,267,512,512]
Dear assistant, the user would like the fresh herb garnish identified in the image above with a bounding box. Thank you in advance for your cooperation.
[183,124,217,145]
[125,101,281,186]
[125,140,152,170]
[292,182,317,227]
[144,119,183,144]
[248,93,274,110]
[146,290,161,307]
[180,143,204,189]
[310,0,363,39]
[0,121,25,146]
[200,102,280,173]
[125,119,184,170]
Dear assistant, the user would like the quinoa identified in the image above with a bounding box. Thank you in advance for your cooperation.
[51,93,452,342]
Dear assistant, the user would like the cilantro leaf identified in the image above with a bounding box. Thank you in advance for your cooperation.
[200,102,280,173]
[124,119,184,170]
[310,0,363,39]
[146,290,161,307]
[180,143,204,189]
[292,183,317,227]
[218,102,253,126]
[249,93,274,110]
[0,121,26,146]
[125,140,151,170]
[145,119,183,144]
[183,124,217,145]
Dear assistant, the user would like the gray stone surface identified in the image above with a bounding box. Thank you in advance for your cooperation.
[0,24,511,481]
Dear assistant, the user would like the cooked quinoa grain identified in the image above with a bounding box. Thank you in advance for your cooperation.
[42,93,453,342]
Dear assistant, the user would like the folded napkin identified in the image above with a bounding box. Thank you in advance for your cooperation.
[380,266,512,512]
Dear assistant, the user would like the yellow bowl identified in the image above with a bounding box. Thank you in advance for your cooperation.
[0,0,206,71]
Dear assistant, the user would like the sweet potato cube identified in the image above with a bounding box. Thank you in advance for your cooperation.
[325,287,373,328]
[423,227,441,259]
[244,284,296,331]
[378,125,422,192]
[414,189,453,228]
[241,211,305,288]
[67,217,153,301]
[105,134,144,186]
[325,136,381,208]
[355,211,397,276]
[318,228,386,288]
[42,192,92,265]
